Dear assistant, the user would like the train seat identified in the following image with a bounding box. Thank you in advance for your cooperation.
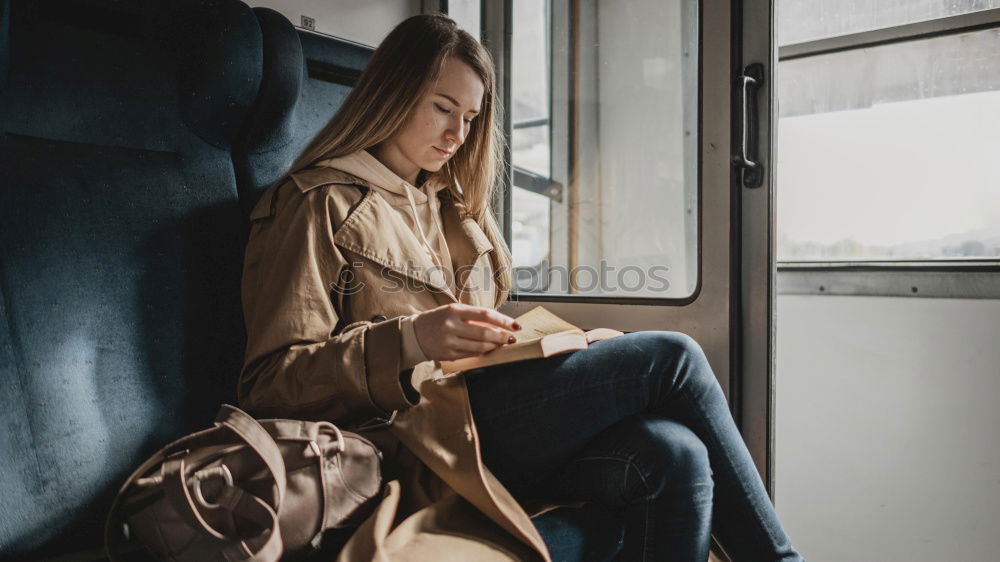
[0,0,259,557]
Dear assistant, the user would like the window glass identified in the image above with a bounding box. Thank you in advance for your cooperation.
[777,28,1000,260]
[778,0,1000,45]
[511,0,699,298]
[511,0,552,275]
[512,0,551,179]
[449,0,481,42]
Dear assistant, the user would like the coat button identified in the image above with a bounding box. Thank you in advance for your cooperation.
[370,314,387,323]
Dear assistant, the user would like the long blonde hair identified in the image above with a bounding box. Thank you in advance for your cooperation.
[272,14,512,308]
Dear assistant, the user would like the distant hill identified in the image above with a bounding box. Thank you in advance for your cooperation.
[779,226,1000,260]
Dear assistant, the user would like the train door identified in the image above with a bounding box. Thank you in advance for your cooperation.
[456,0,780,490]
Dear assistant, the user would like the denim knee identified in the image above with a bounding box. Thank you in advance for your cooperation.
[652,330,707,360]
[632,330,718,393]
[543,415,714,509]
[625,416,713,502]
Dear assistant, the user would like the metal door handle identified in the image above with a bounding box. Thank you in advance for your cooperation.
[733,63,764,188]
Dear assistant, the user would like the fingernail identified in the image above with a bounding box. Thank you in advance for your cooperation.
[507,335,516,344]
[512,322,522,330]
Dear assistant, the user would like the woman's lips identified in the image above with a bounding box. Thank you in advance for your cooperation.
[433,147,452,158]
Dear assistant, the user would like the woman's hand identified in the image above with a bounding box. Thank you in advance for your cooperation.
[412,303,522,361]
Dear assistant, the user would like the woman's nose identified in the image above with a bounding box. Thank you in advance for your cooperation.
[446,116,466,145]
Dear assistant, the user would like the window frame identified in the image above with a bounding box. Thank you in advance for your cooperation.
[779,7,1000,59]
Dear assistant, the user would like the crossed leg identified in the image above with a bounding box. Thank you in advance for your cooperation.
[464,330,804,562]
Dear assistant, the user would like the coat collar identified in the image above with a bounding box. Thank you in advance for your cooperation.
[314,150,450,203]
[288,167,494,303]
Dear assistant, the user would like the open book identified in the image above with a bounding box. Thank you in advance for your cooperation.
[438,306,625,374]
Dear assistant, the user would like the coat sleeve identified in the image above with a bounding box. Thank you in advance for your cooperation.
[237,181,419,423]
[399,313,429,370]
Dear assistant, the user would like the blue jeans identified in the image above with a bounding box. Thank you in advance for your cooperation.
[464,331,805,562]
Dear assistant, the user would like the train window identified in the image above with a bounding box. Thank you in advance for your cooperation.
[776,4,1000,262]
[509,0,699,299]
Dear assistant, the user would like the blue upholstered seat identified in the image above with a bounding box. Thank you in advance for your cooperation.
[0,0,265,557]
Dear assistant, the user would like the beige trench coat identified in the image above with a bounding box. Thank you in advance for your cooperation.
[238,166,583,561]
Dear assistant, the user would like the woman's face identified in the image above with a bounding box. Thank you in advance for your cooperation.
[375,55,484,184]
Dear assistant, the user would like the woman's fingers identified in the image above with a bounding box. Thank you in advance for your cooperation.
[411,304,521,361]
[450,307,519,345]
[447,335,501,356]
[457,319,516,345]
[456,305,520,333]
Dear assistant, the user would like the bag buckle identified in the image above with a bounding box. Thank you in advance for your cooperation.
[353,409,398,431]
[192,464,234,509]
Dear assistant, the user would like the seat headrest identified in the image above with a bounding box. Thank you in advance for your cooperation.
[240,7,303,153]
[176,0,262,149]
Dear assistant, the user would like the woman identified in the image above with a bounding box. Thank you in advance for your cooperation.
[239,13,805,562]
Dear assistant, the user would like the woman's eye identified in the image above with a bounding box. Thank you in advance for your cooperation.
[436,103,473,124]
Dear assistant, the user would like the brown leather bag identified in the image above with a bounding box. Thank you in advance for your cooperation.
[104,404,384,561]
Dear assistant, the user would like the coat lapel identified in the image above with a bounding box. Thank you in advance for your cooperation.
[438,189,495,303]
[290,166,494,305]
[332,188,458,299]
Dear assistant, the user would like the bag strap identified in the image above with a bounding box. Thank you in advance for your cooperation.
[162,453,283,562]
[105,423,223,561]
[214,404,286,505]
[104,404,288,561]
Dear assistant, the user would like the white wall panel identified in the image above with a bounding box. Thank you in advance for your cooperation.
[245,0,421,47]
[776,295,1000,561]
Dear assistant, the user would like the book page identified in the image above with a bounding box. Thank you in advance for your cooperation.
[509,306,580,343]
[584,327,625,343]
